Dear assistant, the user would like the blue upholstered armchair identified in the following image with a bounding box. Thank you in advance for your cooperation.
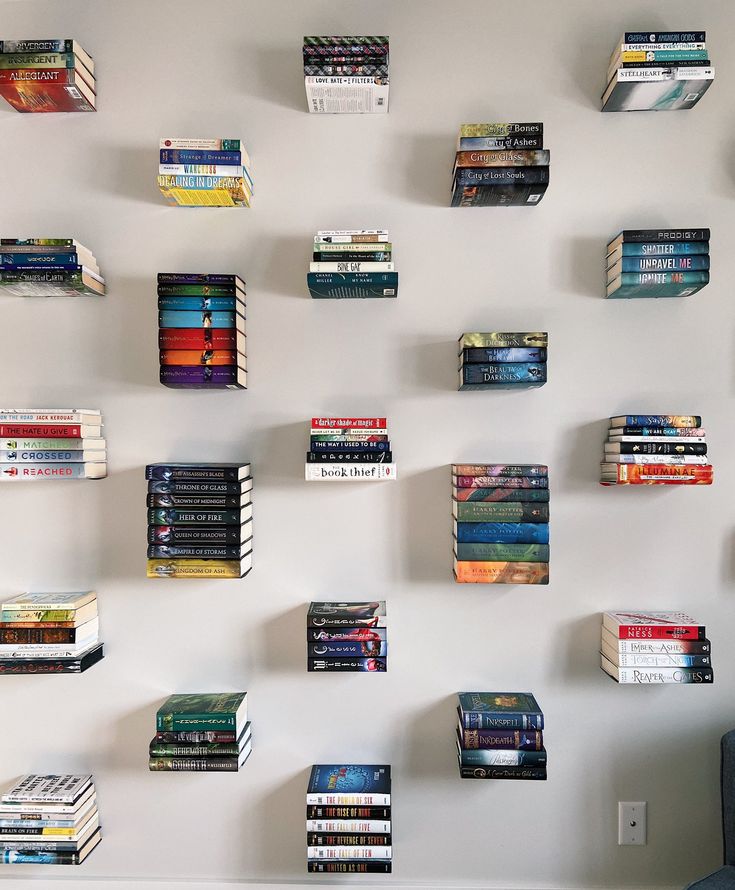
[686,731,735,888]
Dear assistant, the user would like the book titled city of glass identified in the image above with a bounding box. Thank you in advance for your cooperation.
[307,230,397,298]
[0,239,104,295]
[0,40,96,112]
[303,37,389,114]
[606,228,710,298]
[306,418,396,481]
[158,138,253,207]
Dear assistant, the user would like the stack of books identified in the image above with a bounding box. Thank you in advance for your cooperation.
[146,462,253,578]
[600,414,713,486]
[452,464,550,584]
[307,602,387,673]
[0,775,101,864]
[307,230,397,299]
[158,138,253,207]
[606,227,710,298]
[303,36,389,114]
[602,30,713,112]
[150,693,252,771]
[0,238,104,295]
[306,417,396,482]
[0,409,106,481]
[452,123,549,207]
[458,332,548,389]
[306,764,392,874]
[457,694,546,780]
[0,592,102,675]
[0,39,95,112]
[600,611,713,684]
[157,273,247,389]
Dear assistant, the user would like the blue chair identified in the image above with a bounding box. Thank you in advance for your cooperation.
[686,731,735,888]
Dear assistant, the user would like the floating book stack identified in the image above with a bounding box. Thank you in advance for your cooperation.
[158,138,253,207]
[150,693,252,771]
[0,774,101,864]
[606,228,710,298]
[307,230,397,299]
[452,464,549,584]
[602,30,713,112]
[0,238,104,295]
[306,764,392,874]
[600,414,713,485]
[303,36,389,114]
[0,39,96,112]
[306,417,396,481]
[0,409,106,481]
[600,611,713,684]
[457,693,547,780]
[157,273,247,389]
[458,332,548,389]
[0,592,102,675]
[146,462,253,578]
[452,123,549,207]
[307,602,387,673]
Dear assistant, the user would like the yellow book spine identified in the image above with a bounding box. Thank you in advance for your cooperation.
[453,560,549,584]
[147,559,245,579]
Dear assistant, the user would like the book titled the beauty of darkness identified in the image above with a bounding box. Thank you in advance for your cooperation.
[0,41,96,112]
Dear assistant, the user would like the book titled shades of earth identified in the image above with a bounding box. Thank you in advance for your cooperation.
[0,40,96,112]
[146,462,252,577]
[606,228,709,298]
[307,765,392,873]
[600,415,713,485]
[306,418,396,481]
[307,602,387,672]
[158,138,253,207]
[452,123,549,207]
[602,31,713,112]
[0,774,101,863]
[303,37,389,114]
[457,694,546,780]
[600,612,713,683]
[0,238,104,295]
[307,230,397,298]
[0,409,107,480]
[157,273,247,388]
[150,693,251,771]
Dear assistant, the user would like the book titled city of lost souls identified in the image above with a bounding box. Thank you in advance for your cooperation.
[307,765,391,805]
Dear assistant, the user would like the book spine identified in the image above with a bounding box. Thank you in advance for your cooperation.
[454,167,550,186]
[0,424,81,437]
[460,363,547,384]
[311,417,386,428]
[455,523,549,544]
[460,729,543,750]
[620,49,708,61]
[615,625,706,641]
[307,846,391,859]
[459,123,543,137]
[454,502,549,522]
[0,850,83,863]
[0,657,88,674]
[458,135,544,150]
[459,766,547,780]
[460,333,547,348]
[459,748,546,767]
[616,271,709,287]
[147,559,250,579]
[609,442,706,455]
[305,794,391,807]
[609,652,710,668]
[623,31,706,43]
[621,229,710,243]
[160,138,242,149]
[307,861,392,873]
[613,415,701,427]
[454,561,549,584]
[149,758,240,771]
[454,542,549,561]
[611,427,704,437]
[148,527,247,544]
[461,348,547,363]
[307,452,392,463]
[0,626,81,643]
[454,476,548,489]
[610,667,714,684]
[602,465,713,484]
[455,150,550,167]
[619,255,709,272]
[154,730,237,743]
[308,657,387,672]
[307,641,388,657]
[156,713,236,731]
[149,744,241,757]
[0,252,78,264]
[0,608,81,622]
[462,712,544,730]
[306,834,391,846]
[0,450,102,463]
[0,464,103,480]
[615,242,709,256]
[159,164,243,176]
[306,819,390,832]
[310,440,389,451]
[148,545,246,559]
[305,464,396,481]
[612,638,710,655]
[157,283,243,296]
[159,149,241,164]
[309,262,394,273]
[0,52,78,69]
[146,465,244,481]
[148,509,241,525]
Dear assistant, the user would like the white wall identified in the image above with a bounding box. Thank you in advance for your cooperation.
[0,0,732,887]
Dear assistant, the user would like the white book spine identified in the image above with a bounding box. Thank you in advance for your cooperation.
[306,820,390,833]
[309,262,394,272]
[307,846,392,859]
[305,463,396,482]
[305,793,391,806]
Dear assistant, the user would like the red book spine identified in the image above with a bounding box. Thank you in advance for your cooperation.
[311,417,387,429]
[617,626,705,640]
[0,68,73,84]
[158,329,238,349]
[0,424,81,437]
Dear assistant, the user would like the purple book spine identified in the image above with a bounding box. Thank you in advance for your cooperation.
[157,273,241,285]
[160,366,245,388]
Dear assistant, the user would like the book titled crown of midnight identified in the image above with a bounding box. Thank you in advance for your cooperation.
[307,765,391,873]
[306,417,396,481]
[452,123,548,207]
[607,229,710,298]
[600,415,713,485]
[0,409,106,480]
[457,694,547,779]
[149,693,251,770]
[458,332,547,389]
[0,591,102,674]
[304,36,388,114]
[602,31,713,112]
[0,238,104,295]
[0,774,101,864]
[157,273,247,388]
[600,612,713,683]
[307,230,397,298]
[0,40,95,112]
[452,464,549,584]
[307,602,387,672]
[158,138,253,207]
[146,463,252,577]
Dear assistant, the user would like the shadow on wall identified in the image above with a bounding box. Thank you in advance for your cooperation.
[253,46,306,112]
[249,421,308,487]
[399,337,459,392]
[401,693,457,782]
[550,235,607,300]
[258,235,311,299]
[261,605,306,674]
[90,467,144,582]
[400,466,449,584]
[252,766,312,877]
[97,277,160,388]
[396,132,453,206]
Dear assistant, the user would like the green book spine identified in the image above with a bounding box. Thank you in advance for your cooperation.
[0,609,79,622]
[156,713,237,731]
[454,542,550,562]
[454,502,548,522]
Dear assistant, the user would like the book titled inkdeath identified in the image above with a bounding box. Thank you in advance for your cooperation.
[307,764,392,873]
[600,612,713,683]
[307,230,397,298]
[146,462,253,577]
[307,602,387,672]
[0,774,101,864]
[606,228,710,298]
[0,409,107,480]
[150,693,252,770]
[0,40,96,112]
[306,417,396,481]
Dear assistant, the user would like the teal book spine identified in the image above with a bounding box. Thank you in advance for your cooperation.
[618,242,709,257]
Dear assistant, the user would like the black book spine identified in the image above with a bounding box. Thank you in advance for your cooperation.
[312,252,391,262]
[147,526,247,544]
[623,31,706,43]
[460,765,547,779]
[621,229,710,243]
[307,861,392,874]
[612,442,706,455]
[145,466,243,481]
[148,545,246,559]
[147,494,245,508]
[306,451,392,463]
[148,480,247,495]
[306,805,391,819]
[306,833,392,846]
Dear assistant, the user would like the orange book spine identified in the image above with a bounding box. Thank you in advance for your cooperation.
[453,561,549,584]
[602,464,713,485]
[159,350,239,366]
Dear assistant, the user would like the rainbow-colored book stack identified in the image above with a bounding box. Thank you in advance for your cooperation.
[0,39,95,112]
[158,138,253,207]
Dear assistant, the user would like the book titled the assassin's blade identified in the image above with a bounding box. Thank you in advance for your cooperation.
[603,611,706,640]
[146,463,250,481]
[458,692,544,730]
[0,643,104,675]
[307,765,391,805]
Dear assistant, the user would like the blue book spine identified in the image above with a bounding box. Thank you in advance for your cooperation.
[455,522,550,544]
[308,641,388,657]
[310,441,389,452]
[463,347,547,363]
[158,311,237,329]
[0,263,84,271]
[160,149,241,164]
[158,296,245,312]
[619,241,709,256]
[617,271,709,287]
[620,255,709,272]
[0,252,78,264]
[462,712,544,730]
[462,363,547,384]
[459,748,547,767]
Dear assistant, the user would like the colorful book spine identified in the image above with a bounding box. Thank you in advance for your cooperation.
[600,465,713,485]
[453,560,549,584]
